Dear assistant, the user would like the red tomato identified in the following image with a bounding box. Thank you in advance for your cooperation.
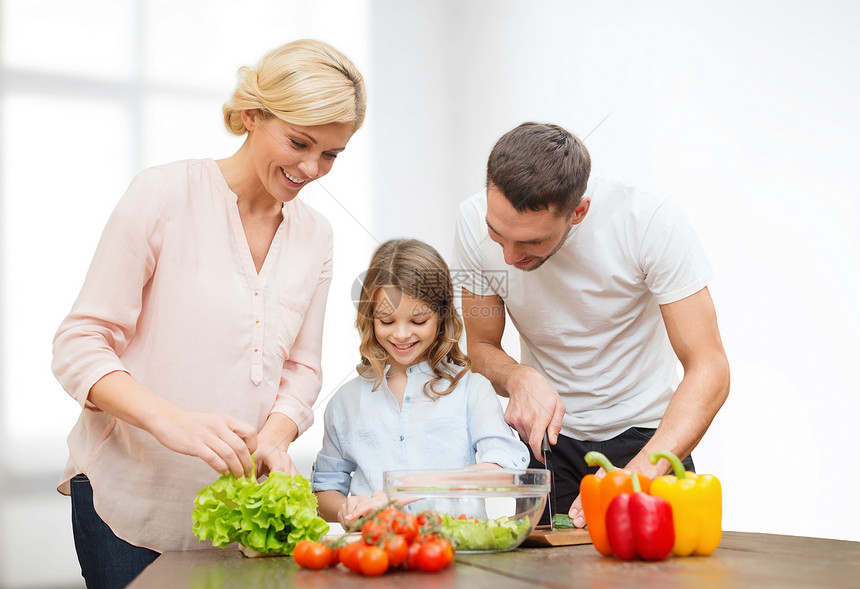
[305,543,334,570]
[358,545,389,577]
[362,519,388,544]
[384,534,409,568]
[417,511,443,528]
[293,540,332,570]
[417,537,454,572]
[392,513,419,543]
[327,544,340,567]
[376,507,399,522]
[339,541,367,573]
[406,539,423,570]
[292,540,311,567]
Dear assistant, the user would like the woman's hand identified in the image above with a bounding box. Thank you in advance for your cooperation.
[255,412,300,478]
[338,490,389,527]
[147,405,258,478]
[87,371,258,478]
[253,442,299,478]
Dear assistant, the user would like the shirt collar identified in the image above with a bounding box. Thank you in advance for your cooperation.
[383,360,434,376]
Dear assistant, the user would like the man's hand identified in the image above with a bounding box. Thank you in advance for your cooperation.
[503,364,566,459]
[567,467,606,529]
[567,454,672,529]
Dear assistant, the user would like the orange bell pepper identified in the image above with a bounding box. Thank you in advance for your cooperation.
[580,451,651,556]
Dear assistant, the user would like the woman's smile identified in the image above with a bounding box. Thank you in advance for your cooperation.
[280,168,308,186]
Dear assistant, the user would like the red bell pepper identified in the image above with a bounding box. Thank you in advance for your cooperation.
[605,472,674,561]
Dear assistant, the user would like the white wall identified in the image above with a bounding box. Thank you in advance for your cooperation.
[2,0,858,586]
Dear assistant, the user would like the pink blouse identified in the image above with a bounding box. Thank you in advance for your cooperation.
[52,159,332,551]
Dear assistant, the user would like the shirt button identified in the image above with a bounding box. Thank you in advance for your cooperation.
[400,436,405,441]
[254,348,259,352]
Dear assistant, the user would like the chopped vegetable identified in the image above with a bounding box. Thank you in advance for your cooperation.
[440,514,530,551]
[552,513,577,529]
[192,470,329,555]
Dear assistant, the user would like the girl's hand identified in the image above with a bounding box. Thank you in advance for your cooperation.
[253,443,299,478]
[147,405,258,478]
[338,490,389,527]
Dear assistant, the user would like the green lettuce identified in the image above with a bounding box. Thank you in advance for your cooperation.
[192,471,329,555]
[440,514,531,551]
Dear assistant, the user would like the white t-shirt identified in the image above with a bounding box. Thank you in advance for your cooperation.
[452,175,714,441]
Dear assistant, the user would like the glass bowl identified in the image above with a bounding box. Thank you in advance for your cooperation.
[383,468,549,553]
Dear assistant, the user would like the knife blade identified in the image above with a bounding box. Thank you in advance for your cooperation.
[542,431,557,530]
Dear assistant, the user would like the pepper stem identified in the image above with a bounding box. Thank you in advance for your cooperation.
[584,451,617,472]
[631,471,641,493]
[648,450,687,479]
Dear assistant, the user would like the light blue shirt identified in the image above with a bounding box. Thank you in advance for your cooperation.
[311,362,530,498]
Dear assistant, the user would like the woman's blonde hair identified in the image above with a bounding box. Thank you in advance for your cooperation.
[356,239,470,399]
[223,39,366,135]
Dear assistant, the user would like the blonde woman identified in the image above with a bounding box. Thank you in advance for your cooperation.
[312,239,528,525]
[52,39,366,588]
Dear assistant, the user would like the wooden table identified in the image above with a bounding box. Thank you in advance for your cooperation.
[128,531,860,588]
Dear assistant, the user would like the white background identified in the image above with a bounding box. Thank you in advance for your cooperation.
[2,1,859,587]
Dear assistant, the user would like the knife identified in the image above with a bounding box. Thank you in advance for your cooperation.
[542,431,557,530]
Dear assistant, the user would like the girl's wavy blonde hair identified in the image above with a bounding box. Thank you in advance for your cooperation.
[356,239,470,399]
[223,39,366,134]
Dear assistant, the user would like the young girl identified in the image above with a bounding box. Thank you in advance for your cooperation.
[312,239,529,524]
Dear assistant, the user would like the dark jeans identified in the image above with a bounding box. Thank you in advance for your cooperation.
[528,427,695,525]
[70,475,160,589]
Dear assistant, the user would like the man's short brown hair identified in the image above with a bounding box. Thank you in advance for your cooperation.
[486,122,591,216]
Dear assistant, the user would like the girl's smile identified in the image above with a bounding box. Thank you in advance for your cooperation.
[372,288,439,371]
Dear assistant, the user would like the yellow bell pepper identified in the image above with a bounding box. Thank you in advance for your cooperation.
[648,451,722,556]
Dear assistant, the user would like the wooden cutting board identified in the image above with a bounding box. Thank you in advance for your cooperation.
[522,526,592,547]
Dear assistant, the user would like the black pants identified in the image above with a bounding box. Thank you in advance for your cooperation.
[70,475,160,589]
[528,427,695,525]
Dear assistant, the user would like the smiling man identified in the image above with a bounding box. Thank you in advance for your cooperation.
[453,122,730,528]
